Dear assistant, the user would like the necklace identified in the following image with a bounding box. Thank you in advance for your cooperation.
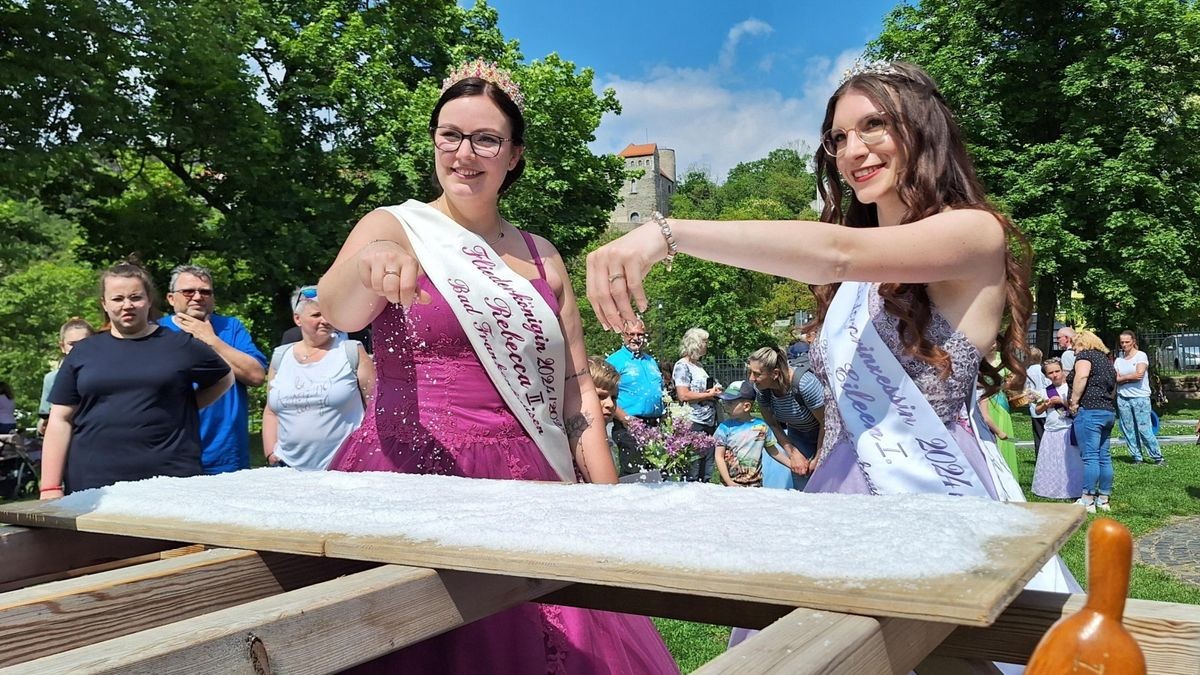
[484,226,505,246]
[297,344,324,363]
[431,198,505,245]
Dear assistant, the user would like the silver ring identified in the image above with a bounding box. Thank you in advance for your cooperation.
[608,273,625,283]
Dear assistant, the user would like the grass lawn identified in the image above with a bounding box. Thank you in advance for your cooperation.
[19,424,1197,672]
[654,401,1200,672]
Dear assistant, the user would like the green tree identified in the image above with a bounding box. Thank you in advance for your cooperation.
[566,146,822,363]
[0,199,101,414]
[3,0,623,345]
[0,198,78,277]
[670,169,722,219]
[874,0,1200,341]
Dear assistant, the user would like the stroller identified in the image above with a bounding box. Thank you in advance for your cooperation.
[0,433,41,501]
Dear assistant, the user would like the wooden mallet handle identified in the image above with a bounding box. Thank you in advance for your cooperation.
[1026,517,1146,674]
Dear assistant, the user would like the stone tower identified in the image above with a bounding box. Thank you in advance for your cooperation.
[610,143,676,230]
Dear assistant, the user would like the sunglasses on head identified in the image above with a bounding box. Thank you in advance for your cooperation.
[299,287,317,300]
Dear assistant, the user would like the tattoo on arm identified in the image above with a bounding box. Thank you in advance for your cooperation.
[565,412,594,442]
[564,367,589,382]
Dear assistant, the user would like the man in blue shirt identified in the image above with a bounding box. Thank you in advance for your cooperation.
[159,264,267,473]
[606,319,664,476]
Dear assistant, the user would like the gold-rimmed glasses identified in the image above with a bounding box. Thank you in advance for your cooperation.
[821,112,891,157]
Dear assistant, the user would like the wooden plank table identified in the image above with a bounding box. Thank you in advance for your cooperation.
[0,492,1083,627]
[2,516,1199,674]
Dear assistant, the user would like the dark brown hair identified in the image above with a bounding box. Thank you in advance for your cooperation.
[429,77,526,194]
[806,62,1032,397]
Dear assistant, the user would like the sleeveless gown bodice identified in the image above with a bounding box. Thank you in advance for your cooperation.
[806,284,999,498]
[329,230,677,675]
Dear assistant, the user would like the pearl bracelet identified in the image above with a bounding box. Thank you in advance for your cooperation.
[649,211,678,271]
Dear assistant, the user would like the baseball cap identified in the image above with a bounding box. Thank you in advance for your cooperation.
[719,379,756,402]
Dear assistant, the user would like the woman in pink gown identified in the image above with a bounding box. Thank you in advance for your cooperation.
[318,60,677,674]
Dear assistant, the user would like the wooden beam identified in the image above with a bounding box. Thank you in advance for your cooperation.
[3,565,568,674]
[933,589,1200,674]
[0,526,184,592]
[542,583,792,628]
[0,548,376,667]
[695,609,954,674]
[2,545,207,593]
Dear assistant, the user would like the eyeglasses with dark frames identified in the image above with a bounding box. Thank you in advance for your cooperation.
[431,127,510,158]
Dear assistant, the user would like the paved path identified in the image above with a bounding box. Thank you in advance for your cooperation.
[1014,435,1197,449]
[1135,518,1200,587]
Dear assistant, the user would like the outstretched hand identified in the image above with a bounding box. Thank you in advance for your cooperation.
[358,240,423,307]
[585,223,668,331]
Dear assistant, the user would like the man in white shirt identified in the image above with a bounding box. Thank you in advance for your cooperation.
[1056,326,1077,372]
[1025,346,1049,456]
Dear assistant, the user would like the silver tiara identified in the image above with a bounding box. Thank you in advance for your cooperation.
[840,59,900,85]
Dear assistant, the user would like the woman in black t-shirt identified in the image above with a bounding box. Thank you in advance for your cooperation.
[1067,330,1117,513]
[39,263,233,498]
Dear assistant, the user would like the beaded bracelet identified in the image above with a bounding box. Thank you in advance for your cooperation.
[650,211,678,271]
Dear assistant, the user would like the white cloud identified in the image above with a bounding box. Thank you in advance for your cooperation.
[594,48,862,182]
[718,18,774,70]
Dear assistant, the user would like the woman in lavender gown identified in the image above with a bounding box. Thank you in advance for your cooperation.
[317,60,677,675]
[587,61,1031,501]
[586,61,1076,607]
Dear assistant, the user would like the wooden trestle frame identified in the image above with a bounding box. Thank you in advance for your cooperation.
[2,518,1199,673]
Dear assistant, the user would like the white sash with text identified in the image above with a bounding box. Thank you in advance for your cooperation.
[821,281,994,497]
[381,201,574,482]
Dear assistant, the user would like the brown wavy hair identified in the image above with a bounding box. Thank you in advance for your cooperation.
[805,62,1032,397]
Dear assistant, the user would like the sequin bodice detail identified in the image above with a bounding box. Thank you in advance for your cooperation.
[811,285,983,450]
[366,273,561,449]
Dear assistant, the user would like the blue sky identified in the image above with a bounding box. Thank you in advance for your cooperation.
[487,0,902,180]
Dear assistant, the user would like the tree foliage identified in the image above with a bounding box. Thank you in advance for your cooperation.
[874,0,1200,337]
[569,147,820,362]
[0,0,623,415]
[0,198,102,413]
[0,0,623,412]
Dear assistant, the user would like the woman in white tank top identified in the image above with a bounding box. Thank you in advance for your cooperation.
[262,287,374,470]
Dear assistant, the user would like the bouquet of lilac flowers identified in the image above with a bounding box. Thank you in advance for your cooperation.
[625,414,715,480]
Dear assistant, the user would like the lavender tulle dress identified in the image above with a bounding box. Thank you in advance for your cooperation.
[329,232,678,674]
[805,285,1001,498]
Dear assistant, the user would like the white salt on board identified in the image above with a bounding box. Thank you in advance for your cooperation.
[56,469,1043,581]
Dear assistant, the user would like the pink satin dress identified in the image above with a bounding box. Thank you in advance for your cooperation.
[329,230,678,674]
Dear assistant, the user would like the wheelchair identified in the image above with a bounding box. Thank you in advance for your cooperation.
[0,432,41,501]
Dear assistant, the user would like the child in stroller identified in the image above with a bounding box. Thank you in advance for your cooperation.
[1,432,41,501]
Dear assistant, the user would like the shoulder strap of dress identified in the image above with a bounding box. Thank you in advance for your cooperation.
[518,230,547,281]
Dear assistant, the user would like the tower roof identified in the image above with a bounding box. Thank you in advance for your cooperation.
[618,143,657,158]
